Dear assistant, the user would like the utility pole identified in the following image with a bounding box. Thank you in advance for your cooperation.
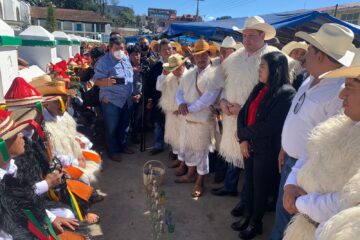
[195,0,204,18]
[334,4,339,17]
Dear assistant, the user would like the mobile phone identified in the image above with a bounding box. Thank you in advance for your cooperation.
[113,77,125,85]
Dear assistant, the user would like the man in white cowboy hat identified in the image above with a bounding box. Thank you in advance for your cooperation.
[213,15,279,206]
[270,23,356,240]
[282,41,309,90]
[220,36,243,63]
[283,53,360,240]
[175,39,223,197]
[159,53,188,176]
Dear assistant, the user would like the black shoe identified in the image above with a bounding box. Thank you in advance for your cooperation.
[231,216,249,231]
[214,175,225,183]
[231,201,245,217]
[239,223,263,239]
[211,187,238,197]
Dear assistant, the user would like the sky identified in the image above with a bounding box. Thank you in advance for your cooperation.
[118,0,359,20]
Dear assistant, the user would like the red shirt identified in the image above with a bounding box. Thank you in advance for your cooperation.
[247,85,269,127]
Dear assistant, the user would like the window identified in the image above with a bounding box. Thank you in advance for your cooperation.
[85,23,93,32]
[63,21,72,31]
[96,24,105,33]
[76,23,83,31]
[341,13,360,25]
[57,21,62,30]
[39,19,46,27]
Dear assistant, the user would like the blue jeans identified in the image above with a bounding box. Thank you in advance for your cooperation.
[153,118,164,150]
[269,154,297,240]
[224,164,241,193]
[101,102,130,157]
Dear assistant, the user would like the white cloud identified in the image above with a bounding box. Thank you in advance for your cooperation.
[205,16,216,21]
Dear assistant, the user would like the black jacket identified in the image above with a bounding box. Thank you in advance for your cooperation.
[144,60,164,121]
[237,83,295,154]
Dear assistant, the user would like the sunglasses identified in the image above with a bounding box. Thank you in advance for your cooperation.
[294,92,306,114]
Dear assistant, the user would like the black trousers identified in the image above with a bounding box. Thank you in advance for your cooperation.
[243,151,279,225]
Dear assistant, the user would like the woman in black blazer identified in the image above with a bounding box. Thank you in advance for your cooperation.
[233,52,296,239]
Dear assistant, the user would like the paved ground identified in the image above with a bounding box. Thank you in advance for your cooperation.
[89,144,275,240]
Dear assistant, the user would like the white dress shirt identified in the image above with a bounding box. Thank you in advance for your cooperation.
[281,76,344,159]
[176,65,219,112]
[287,121,360,228]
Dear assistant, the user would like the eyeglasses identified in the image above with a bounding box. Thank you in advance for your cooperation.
[294,92,306,114]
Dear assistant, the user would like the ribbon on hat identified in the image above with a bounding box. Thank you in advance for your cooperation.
[0,140,10,163]
[36,101,43,114]
[59,98,65,114]
[75,53,84,65]
[67,186,84,221]
[12,119,44,139]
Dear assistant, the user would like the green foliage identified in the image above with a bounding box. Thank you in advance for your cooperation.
[26,0,104,12]
[45,5,56,32]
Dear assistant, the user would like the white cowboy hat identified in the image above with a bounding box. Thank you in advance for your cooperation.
[282,41,309,55]
[162,53,188,72]
[320,48,360,79]
[221,36,243,50]
[295,23,355,67]
[232,16,276,40]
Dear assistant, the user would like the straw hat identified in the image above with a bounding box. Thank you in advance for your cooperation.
[192,39,210,55]
[0,108,37,141]
[232,16,276,40]
[163,54,188,72]
[282,41,309,55]
[171,41,183,55]
[320,48,360,79]
[5,77,63,110]
[5,77,43,107]
[30,75,68,96]
[295,23,355,67]
[221,36,243,50]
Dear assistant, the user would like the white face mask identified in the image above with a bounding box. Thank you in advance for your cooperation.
[113,50,126,60]
[22,128,35,139]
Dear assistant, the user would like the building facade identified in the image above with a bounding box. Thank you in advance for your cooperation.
[0,0,31,32]
[30,6,111,40]
[317,2,360,25]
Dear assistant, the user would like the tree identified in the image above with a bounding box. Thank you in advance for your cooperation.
[45,5,56,32]
[111,8,136,28]
[216,16,232,20]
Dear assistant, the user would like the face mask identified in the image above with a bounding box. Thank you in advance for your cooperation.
[22,128,35,139]
[140,44,149,52]
[113,50,126,60]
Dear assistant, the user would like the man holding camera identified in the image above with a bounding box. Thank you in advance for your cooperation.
[93,36,134,162]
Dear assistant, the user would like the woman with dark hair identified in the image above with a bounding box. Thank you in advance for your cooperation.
[232,52,296,239]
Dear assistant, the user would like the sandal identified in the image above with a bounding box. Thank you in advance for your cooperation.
[84,213,100,224]
[191,185,204,198]
[174,175,196,183]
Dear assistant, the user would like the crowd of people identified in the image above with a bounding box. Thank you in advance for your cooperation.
[1,14,360,240]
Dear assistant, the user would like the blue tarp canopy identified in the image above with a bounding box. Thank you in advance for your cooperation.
[163,10,360,46]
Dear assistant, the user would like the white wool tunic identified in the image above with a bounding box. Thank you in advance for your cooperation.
[284,114,360,240]
[44,110,100,184]
[220,44,280,167]
[159,70,186,151]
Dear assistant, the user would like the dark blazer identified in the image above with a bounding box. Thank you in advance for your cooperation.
[237,83,295,154]
[143,60,164,121]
